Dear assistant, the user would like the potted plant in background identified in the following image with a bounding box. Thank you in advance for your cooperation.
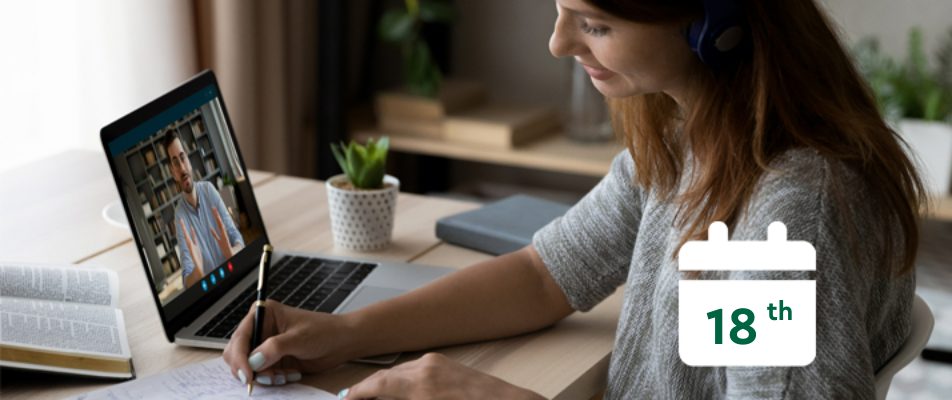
[374,0,486,139]
[327,137,400,251]
[379,0,453,98]
[854,27,952,195]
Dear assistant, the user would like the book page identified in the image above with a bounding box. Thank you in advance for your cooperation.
[0,297,130,358]
[70,357,336,400]
[0,263,119,307]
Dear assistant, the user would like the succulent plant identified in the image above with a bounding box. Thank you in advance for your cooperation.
[330,137,390,189]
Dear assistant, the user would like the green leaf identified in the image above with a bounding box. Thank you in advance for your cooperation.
[348,145,366,186]
[405,40,441,97]
[936,27,952,111]
[330,142,352,178]
[406,40,427,87]
[364,158,385,189]
[379,10,414,42]
[906,28,928,80]
[923,88,943,121]
[353,142,369,161]
[419,0,455,23]
[405,0,419,18]
[365,137,377,156]
[328,138,389,189]
[375,137,390,160]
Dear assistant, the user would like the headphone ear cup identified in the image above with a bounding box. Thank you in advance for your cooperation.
[687,0,745,67]
[685,20,705,54]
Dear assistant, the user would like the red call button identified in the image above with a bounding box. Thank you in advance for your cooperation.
[228,262,234,272]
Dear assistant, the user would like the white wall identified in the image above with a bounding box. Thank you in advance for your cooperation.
[820,0,952,59]
[0,0,198,173]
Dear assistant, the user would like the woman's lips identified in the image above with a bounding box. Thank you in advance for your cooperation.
[581,63,615,80]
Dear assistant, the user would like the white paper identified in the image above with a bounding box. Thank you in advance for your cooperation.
[70,357,336,400]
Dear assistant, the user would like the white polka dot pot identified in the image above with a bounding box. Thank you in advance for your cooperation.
[326,174,400,251]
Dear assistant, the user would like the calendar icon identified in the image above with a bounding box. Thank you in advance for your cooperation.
[678,221,816,366]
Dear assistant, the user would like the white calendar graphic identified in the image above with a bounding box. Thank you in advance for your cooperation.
[678,221,816,366]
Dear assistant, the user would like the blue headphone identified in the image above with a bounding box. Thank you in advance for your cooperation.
[686,0,746,67]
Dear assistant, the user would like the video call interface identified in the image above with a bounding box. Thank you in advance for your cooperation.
[108,86,264,313]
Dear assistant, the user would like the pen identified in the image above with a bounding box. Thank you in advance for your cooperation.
[248,244,273,396]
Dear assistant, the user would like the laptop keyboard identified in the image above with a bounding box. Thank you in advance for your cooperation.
[194,255,377,339]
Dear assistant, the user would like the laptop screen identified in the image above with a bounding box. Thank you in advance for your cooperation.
[103,71,267,329]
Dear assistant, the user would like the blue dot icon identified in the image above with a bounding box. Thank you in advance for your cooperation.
[211,274,217,285]
[219,269,225,278]
[201,280,208,292]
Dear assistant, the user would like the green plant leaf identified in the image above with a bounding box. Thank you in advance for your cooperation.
[405,40,441,97]
[419,0,455,23]
[852,27,952,121]
[406,40,427,87]
[405,0,419,18]
[347,142,366,186]
[936,27,952,116]
[907,28,928,80]
[379,10,414,42]
[365,137,377,157]
[922,86,945,121]
[353,142,369,161]
[329,138,389,189]
[363,158,385,189]
[375,137,390,160]
[330,142,352,179]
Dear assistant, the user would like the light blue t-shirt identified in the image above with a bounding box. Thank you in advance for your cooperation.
[174,180,244,284]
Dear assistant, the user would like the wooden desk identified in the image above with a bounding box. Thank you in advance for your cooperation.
[0,159,622,400]
[355,130,622,178]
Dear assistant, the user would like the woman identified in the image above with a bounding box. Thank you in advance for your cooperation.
[224,0,925,398]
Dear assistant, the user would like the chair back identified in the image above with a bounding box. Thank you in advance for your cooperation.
[874,294,934,400]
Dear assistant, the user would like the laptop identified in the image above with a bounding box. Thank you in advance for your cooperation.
[100,70,451,358]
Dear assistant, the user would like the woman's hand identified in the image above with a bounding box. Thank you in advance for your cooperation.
[223,300,354,386]
[341,353,544,400]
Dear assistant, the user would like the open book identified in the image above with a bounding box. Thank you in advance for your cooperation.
[0,263,134,379]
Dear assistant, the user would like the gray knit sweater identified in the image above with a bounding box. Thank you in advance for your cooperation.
[532,149,914,399]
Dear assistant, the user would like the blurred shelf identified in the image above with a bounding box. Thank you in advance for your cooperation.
[354,130,622,178]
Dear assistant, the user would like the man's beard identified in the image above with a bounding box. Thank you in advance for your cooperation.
[180,177,193,194]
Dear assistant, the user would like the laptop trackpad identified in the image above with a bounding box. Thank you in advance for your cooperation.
[338,286,404,314]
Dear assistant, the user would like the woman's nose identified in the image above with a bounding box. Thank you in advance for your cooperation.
[549,16,583,58]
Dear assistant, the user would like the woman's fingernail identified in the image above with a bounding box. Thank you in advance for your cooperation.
[274,373,286,385]
[237,369,247,385]
[248,352,265,371]
[288,371,302,382]
[338,388,349,399]
[256,375,272,385]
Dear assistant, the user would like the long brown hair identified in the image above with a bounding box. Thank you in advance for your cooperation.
[586,0,925,274]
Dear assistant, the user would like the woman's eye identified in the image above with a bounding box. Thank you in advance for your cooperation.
[579,20,609,37]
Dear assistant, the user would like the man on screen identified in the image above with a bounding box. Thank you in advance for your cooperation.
[163,129,244,289]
